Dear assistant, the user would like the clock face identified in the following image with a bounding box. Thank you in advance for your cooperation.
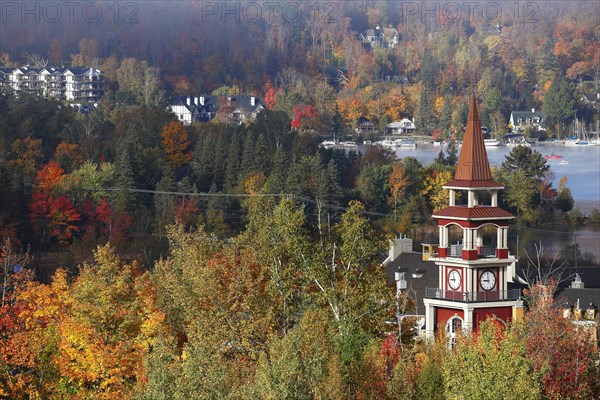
[480,270,496,291]
[448,269,461,290]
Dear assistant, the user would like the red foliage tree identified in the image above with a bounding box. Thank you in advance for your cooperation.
[46,196,81,245]
[95,198,131,244]
[175,198,200,227]
[28,192,52,241]
[291,104,318,130]
[524,281,599,399]
[35,161,65,194]
[264,87,278,110]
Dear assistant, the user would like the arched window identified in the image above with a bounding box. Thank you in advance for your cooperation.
[445,316,463,349]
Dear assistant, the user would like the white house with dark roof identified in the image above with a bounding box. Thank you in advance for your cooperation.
[509,109,545,133]
[386,118,416,135]
[168,95,265,125]
[359,26,400,49]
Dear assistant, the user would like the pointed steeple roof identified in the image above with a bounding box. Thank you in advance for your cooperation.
[443,96,503,189]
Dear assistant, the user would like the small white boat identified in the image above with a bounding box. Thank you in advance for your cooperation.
[339,141,358,147]
[559,160,570,165]
[399,139,417,148]
[484,138,502,146]
[320,140,336,148]
[507,140,530,147]
[377,139,400,148]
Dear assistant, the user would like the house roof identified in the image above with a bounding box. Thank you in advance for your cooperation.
[387,118,415,129]
[384,252,438,314]
[358,116,374,126]
[444,96,503,189]
[511,110,544,120]
[432,206,514,220]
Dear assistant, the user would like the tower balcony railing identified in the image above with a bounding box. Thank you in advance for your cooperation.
[425,287,521,302]
[436,243,509,260]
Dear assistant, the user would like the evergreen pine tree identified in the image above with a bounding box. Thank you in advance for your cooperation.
[416,89,434,134]
[267,147,288,194]
[241,131,256,177]
[113,141,136,214]
[253,134,269,176]
[224,133,241,192]
[212,130,229,190]
[154,167,177,231]
[445,140,458,166]
[440,96,452,137]
[191,133,215,192]
[322,160,343,208]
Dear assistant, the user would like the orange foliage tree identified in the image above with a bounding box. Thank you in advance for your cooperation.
[8,137,43,173]
[337,95,366,128]
[3,245,166,399]
[161,121,192,169]
[54,143,85,172]
[35,161,65,194]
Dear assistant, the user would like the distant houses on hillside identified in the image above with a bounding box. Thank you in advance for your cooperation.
[0,65,104,102]
[359,26,400,49]
[168,95,265,125]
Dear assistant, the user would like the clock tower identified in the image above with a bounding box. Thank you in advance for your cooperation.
[423,96,521,341]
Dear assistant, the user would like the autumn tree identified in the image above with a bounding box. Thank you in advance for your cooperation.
[253,310,344,398]
[523,281,600,399]
[421,169,453,213]
[35,161,65,194]
[161,121,192,170]
[337,95,366,129]
[52,246,159,397]
[53,142,85,173]
[264,86,279,110]
[290,104,318,130]
[443,319,542,400]
[388,162,409,216]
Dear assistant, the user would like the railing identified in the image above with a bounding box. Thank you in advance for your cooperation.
[439,243,503,260]
[478,245,497,258]
[449,244,462,257]
[425,287,521,302]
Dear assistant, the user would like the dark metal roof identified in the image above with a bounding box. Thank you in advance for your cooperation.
[433,206,514,220]
[384,252,438,314]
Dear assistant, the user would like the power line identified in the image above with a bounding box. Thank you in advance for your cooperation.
[87,187,394,217]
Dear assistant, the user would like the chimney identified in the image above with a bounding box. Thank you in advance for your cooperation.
[187,97,191,106]
[194,97,199,106]
[199,96,205,106]
[531,108,535,113]
[388,236,413,262]
[250,96,255,107]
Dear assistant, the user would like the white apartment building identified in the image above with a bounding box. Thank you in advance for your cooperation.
[0,65,104,102]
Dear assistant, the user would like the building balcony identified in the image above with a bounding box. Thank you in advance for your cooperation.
[425,287,521,302]
[433,244,510,261]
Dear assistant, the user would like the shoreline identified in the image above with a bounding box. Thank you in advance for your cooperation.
[575,200,600,215]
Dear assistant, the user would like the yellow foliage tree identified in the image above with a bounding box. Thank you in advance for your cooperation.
[421,170,453,212]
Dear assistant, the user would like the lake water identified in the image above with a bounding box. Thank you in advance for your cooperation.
[389,142,600,205]
[386,142,600,261]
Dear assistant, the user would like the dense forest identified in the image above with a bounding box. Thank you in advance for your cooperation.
[1,1,599,397]
[1,203,598,398]
[0,0,598,136]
